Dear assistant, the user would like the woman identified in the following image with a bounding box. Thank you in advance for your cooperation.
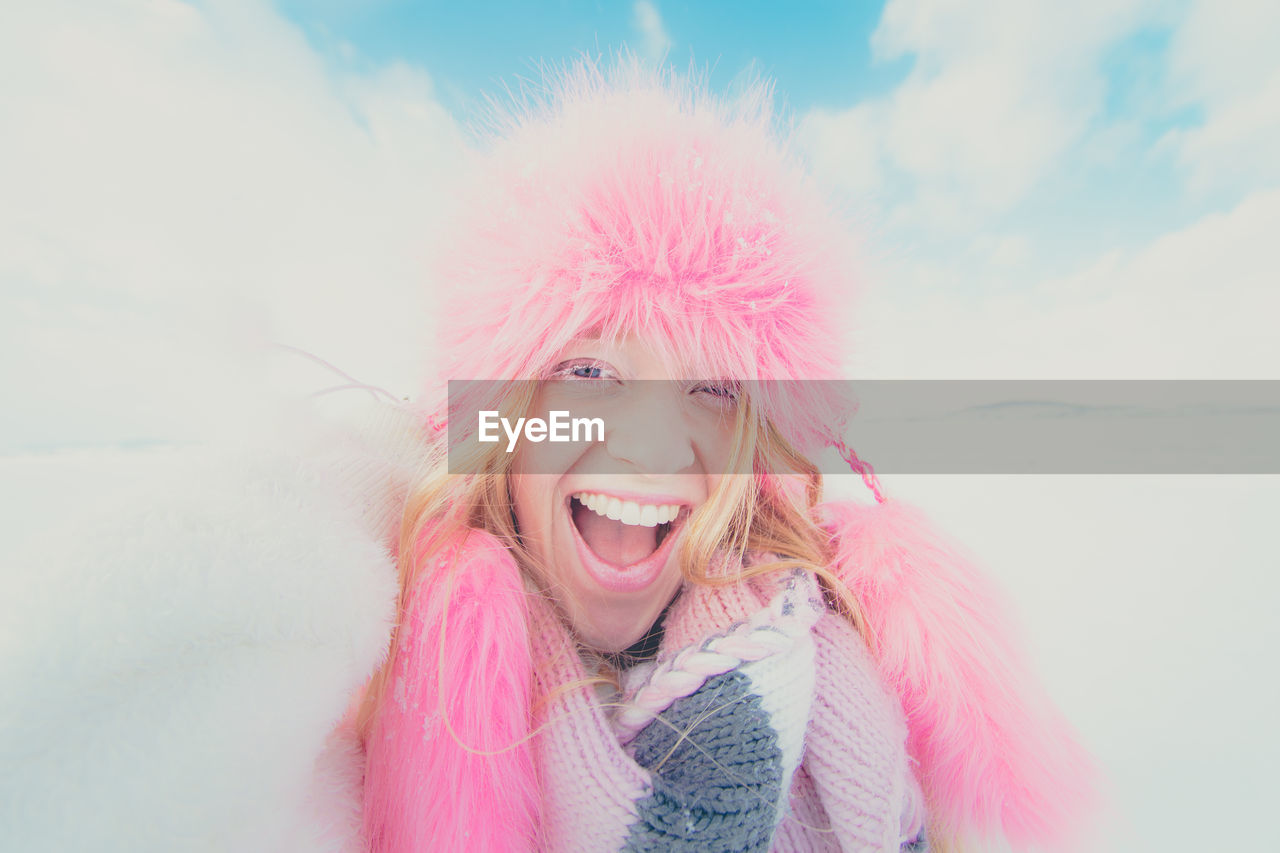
[355,62,1095,852]
[0,61,1092,853]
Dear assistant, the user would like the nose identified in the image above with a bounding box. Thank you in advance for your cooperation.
[603,384,697,474]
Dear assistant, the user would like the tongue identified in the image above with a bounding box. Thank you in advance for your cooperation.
[573,504,659,567]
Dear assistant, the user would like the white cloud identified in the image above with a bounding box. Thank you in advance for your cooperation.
[801,0,1153,230]
[1162,0,1280,193]
[852,186,1280,379]
[0,0,467,452]
[1165,0,1279,105]
[799,101,891,216]
[796,0,1280,385]
[632,1,672,63]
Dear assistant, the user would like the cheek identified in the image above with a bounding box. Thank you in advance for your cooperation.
[509,474,560,558]
[692,411,740,476]
[510,413,586,475]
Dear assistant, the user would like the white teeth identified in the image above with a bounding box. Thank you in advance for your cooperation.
[573,492,683,528]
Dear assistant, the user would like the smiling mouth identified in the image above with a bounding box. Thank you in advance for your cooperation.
[567,492,689,591]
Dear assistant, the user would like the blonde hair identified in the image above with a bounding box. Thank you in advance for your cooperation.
[357,381,868,737]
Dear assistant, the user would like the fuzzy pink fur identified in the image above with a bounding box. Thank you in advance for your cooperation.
[820,499,1098,849]
[426,60,858,454]
[362,529,537,852]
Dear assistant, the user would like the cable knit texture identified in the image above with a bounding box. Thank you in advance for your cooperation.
[658,566,927,852]
[618,572,819,851]
[793,611,924,851]
[529,593,650,852]
[523,562,925,852]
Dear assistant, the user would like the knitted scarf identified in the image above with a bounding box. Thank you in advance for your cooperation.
[533,566,928,853]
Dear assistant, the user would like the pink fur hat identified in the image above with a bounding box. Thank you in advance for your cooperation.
[426,60,857,455]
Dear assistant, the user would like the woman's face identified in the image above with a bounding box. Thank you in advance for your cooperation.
[509,335,738,652]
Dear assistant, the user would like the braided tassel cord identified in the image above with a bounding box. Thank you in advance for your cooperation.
[613,570,823,745]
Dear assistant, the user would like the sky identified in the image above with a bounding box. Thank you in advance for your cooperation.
[2,1,1278,850]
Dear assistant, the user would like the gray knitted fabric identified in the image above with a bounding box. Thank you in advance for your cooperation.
[621,670,783,852]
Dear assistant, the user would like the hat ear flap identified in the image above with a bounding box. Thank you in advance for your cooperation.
[362,529,537,852]
[818,498,1099,850]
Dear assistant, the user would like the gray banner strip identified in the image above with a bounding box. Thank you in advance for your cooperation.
[447,380,1280,474]
[846,380,1280,473]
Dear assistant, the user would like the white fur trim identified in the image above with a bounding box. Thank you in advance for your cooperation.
[0,432,399,850]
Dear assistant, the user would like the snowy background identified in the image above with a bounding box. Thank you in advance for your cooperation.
[3,2,1278,850]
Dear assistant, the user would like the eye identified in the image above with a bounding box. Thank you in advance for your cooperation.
[690,381,739,408]
[547,358,619,381]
